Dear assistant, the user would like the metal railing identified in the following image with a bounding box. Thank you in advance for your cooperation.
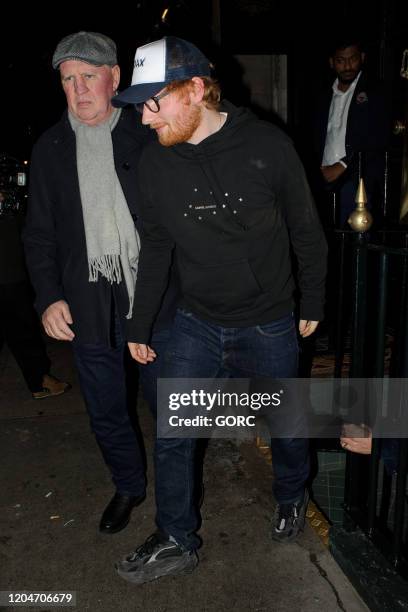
[330,228,408,575]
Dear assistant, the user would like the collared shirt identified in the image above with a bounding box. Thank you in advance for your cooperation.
[322,71,362,167]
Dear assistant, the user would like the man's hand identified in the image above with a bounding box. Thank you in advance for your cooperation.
[42,300,75,341]
[320,162,346,183]
[299,320,319,338]
[128,342,157,364]
[340,423,372,454]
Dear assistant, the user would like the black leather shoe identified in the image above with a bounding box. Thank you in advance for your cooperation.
[99,492,145,534]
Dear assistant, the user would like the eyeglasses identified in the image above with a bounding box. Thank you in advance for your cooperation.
[135,89,170,114]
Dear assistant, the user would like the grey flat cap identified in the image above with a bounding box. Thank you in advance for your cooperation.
[52,31,117,69]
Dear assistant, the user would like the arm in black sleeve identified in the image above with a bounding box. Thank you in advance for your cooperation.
[126,166,175,344]
[277,139,328,321]
[22,142,64,316]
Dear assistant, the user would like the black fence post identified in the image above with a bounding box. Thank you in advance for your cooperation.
[367,251,388,535]
[334,231,347,378]
[349,233,368,378]
[393,439,408,568]
[344,232,369,513]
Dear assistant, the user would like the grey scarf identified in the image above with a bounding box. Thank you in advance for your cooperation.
[69,108,139,318]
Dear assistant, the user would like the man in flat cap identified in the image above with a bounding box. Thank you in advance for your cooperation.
[23,31,178,535]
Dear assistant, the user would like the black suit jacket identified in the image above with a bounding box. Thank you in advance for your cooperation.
[313,72,389,188]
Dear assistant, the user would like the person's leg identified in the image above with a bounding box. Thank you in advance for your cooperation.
[2,281,51,392]
[139,329,206,544]
[155,309,222,550]
[138,327,172,419]
[117,309,222,584]
[140,325,208,512]
[72,321,146,499]
[227,314,309,509]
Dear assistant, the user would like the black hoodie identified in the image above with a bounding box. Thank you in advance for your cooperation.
[128,102,327,344]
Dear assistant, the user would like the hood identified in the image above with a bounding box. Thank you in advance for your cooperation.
[170,100,257,159]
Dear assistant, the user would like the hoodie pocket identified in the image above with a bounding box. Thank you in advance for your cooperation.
[180,258,263,314]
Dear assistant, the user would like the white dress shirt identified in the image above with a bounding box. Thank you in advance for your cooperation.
[322,72,362,167]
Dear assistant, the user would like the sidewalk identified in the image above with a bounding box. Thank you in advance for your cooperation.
[0,339,369,612]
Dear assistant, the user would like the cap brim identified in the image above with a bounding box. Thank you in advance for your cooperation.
[112,82,166,107]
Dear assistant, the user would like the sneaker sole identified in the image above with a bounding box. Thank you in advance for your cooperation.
[116,552,198,584]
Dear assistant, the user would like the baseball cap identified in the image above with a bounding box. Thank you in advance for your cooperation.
[113,36,211,107]
[52,31,117,70]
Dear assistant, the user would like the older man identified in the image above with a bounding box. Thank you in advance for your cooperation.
[112,36,327,584]
[23,32,177,535]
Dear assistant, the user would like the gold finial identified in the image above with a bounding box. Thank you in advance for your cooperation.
[347,178,373,232]
[355,177,368,205]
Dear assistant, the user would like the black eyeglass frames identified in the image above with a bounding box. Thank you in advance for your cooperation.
[135,89,170,114]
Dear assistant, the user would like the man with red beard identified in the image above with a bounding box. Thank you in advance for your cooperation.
[113,36,327,584]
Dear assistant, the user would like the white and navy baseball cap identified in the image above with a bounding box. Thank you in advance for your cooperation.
[113,36,212,107]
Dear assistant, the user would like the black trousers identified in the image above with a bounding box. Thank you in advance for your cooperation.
[0,281,50,392]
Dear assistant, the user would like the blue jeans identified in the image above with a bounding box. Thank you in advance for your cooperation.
[138,328,171,420]
[155,309,309,550]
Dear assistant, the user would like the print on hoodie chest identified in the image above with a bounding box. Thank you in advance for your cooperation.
[182,184,245,225]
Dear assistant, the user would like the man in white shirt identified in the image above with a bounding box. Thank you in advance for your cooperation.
[313,36,389,226]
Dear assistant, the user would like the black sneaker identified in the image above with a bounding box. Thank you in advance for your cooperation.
[272,489,309,542]
[115,531,198,584]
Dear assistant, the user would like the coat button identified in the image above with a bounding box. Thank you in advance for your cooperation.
[122,162,130,170]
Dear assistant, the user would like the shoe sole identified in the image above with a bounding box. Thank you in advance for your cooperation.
[271,490,310,543]
[116,553,198,584]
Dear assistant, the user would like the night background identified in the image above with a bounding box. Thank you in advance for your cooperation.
[1,0,407,223]
[1,3,408,603]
